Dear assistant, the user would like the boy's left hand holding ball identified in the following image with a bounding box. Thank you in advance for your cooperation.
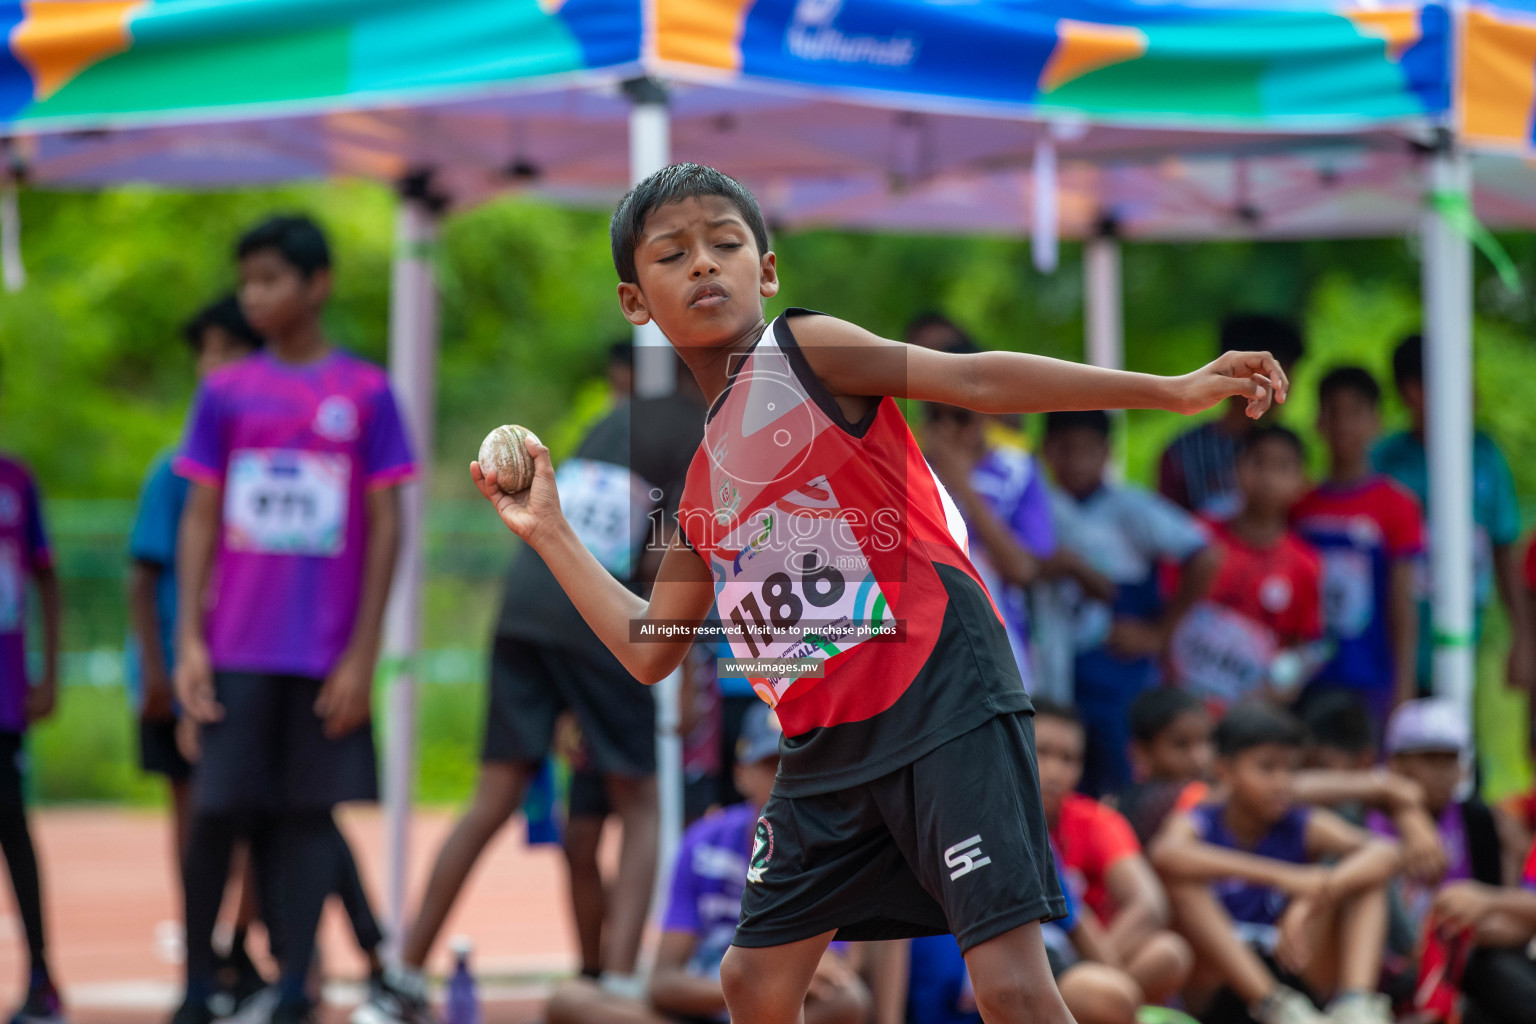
[472,425,563,546]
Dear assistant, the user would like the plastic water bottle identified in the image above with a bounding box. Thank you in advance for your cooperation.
[444,936,480,1024]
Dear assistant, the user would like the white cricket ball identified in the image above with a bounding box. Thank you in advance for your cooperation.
[478,424,538,494]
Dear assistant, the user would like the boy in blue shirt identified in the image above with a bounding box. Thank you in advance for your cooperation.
[1372,334,1533,695]
[129,295,263,867]
[1037,410,1218,795]
[1152,703,1401,1024]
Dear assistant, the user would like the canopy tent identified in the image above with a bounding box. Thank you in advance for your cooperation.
[0,0,1519,953]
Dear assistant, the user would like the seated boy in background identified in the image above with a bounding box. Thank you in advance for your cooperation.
[1038,410,1218,794]
[1424,834,1536,1021]
[1113,688,1215,845]
[546,706,869,1024]
[1291,367,1422,730]
[1371,699,1535,1022]
[1033,702,1192,1005]
[1168,426,1324,712]
[1152,703,1402,1024]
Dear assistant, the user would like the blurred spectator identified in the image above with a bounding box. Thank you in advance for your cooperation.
[1152,703,1401,1024]
[1114,688,1215,844]
[1373,334,1533,696]
[1032,703,1192,1004]
[128,295,262,877]
[922,401,1054,691]
[903,313,1028,459]
[1159,315,1306,518]
[546,706,869,1024]
[1168,426,1324,711]
[1291,367,1422,730]
[1365,699,1513,1015]
[0,444,61,1023]
[1036,410,1217,793]
[1299,691,1376,774]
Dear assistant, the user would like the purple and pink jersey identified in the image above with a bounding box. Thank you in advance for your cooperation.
[0,456,51,733]
[175,351,415,678]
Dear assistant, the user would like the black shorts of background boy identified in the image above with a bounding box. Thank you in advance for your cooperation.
[1151,703,1401,1024]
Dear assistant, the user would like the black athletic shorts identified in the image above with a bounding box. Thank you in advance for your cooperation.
[139,717,192,781]
[482,636,655,776]
[193,672,378,814]
[736,710,1065,953]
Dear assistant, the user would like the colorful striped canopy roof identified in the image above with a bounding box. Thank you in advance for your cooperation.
[1,1,1535,239]
[0,1,1449,132]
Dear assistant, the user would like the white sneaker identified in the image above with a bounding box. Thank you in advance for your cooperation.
[1252,986,1329,1024]
[350,969,436,1024]
[1325,991,1393,1024]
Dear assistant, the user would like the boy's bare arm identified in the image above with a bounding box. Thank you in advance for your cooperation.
[648,931,726,1018]
[1304,807,1400,896]
[1104,854,1172,948]
[1150,814,1324,895]
[1295,769,1446,881]
[794,315,1288,419]
[1389,558,1418,707]
[174,482,222,723]
[474,450,714,685]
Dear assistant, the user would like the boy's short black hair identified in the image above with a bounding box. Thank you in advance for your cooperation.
[1214,702,1305,758]
[236,215,331,278]
[1299,690,1375,755]
[1392,334,1424,386]
[184,294,264,353]
[1031,699,1081,728]
[1219,314,1305,367]
[1129,688,1206,744]
[1318,365,1381,408]
[609,163,770,285]
[1044,409,1111,439]
[1238,424,1305,462]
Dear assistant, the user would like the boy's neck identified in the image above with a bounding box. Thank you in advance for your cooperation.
[1227,506,1287,547]
[679,318,769,407]
[1221,798,1281,846]
[268,320,329,365]
[1326,452,1371,486]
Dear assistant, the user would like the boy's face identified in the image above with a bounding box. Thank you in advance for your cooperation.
[1235,438,1306,517]
[1033,715,1085,820]
[618,196,778,349]
[1218,743,1299,825]
[194,326,256,378]
[1316,389,1379,465]
[1132,709,1215,785]
[1043,427,1108,499]
[1388,749,1462,815]
[734,756,778,810]
[238,248,330,337]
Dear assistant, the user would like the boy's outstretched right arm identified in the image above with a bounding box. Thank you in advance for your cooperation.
[473,437,714,686]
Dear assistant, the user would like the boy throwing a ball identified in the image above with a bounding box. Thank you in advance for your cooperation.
[466,164,1286,1024]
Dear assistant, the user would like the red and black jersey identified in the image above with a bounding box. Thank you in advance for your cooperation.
[676,310,1031,797]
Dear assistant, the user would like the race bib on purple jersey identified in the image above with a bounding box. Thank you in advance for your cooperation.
[224,449,350,556]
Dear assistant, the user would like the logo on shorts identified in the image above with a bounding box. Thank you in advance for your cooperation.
[748,816,774,884]
[944,835,991,881]
[314,396,359,442]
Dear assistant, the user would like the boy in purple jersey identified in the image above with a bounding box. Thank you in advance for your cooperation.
[0,452,63,1024]
[544,705,869,1024]
[1152,704,1401,1024]
[172,216,415,1024]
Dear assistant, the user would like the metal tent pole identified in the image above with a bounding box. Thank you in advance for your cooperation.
[1084,219,1127,475]
[382,172,442,956]
[1421,136,1476,722]
[625,76,685,916]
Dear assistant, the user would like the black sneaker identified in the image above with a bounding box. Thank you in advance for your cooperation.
[350,971,435,1024]
[165,995,215,1024]
[210,947,268,1019]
